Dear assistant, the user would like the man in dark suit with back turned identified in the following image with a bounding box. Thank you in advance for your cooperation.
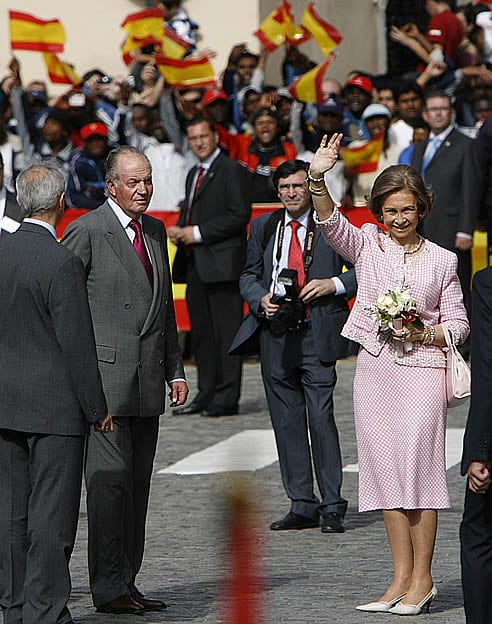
[63,146,188,615]
[460,267,492,624]
[169,117,251,418]
[411,90,482,316]
[231,159,357,533]
[0,152,22,236]
[0,163,111,624]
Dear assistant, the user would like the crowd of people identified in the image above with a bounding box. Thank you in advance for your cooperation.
[2,0,492,623]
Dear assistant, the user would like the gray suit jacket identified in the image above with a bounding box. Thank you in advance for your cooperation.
[230,209,358,362]
[62,202,184,418]
[411,128,483,247]
[0,222,107,434]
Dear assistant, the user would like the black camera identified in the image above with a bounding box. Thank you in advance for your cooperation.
[268,269,306,335]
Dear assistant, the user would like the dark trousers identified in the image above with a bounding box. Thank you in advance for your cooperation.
[460,486,492,624]
[186,260,243,409]
[85,415,159,607]
[0,428,84,624]
[259,325,347,520]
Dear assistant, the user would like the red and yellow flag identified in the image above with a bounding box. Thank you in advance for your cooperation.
[155,54,216,89]
[9,10,65,53]
[162,24,189,59]
[288,55,335,103]
[339,132,385,175]
[283,1,311,46]
[42,53,81,85]
[254,3,288,52]
[121,8,164,65]
[301,3,342,56]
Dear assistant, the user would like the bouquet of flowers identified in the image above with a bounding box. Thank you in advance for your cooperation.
[371,287,424,354]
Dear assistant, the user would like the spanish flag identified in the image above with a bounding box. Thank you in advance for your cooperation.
[254,3,287,52]
[301,3,342,56]
[121,8,164,65]
[155,54,216,89]
[42,53,81,85]
[122,35,162,65]
[162,24,189,59]
[288,55,335,103]
[339,132,385,174]
[9,10,65,53]
[283,0,311,46]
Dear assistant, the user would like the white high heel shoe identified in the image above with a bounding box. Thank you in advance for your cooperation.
[388,585,438,615]
[356,593,407,613]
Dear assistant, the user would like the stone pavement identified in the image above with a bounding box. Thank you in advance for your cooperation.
[69,357,469,624]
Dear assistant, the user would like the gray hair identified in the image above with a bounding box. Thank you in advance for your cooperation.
[105,146,151,186]
[16,163,65,217]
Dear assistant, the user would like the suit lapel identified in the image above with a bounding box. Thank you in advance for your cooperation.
[141,215,165,335]
[100,203,153,306]
[193,152,223,202]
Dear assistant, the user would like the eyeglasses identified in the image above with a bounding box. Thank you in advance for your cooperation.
[425,106,451,113]
[278,182,307,194]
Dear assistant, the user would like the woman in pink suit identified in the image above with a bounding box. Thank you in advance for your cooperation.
[308,134,469,616]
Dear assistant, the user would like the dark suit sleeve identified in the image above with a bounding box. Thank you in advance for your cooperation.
[198,160,251,244]
[336,265,357,299]
[460,138,483,236]
[50,254,107,422]
[462,268,492,473]
[239,216,270,315]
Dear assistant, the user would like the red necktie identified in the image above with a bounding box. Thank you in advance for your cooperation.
[187,166,205,225]
[288,220,306,290]
[129,220,153,285]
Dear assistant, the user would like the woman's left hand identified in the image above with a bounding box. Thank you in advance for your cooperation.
[392,324,425,343]
[309,133,343,177]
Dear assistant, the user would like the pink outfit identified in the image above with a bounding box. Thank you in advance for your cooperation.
[317,209,469,511]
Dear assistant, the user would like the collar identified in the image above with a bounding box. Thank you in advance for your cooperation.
[429,125,453,143]
[23,217,57,238]
[198,148,220,170]
[108,197,143,229]
[284,207,311,229]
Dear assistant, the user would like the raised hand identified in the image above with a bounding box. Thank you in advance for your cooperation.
[309,133,342,177]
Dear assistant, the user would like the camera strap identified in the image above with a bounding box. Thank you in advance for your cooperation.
[274,212,317,275]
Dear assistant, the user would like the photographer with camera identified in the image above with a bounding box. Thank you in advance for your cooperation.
[231,159,357,533]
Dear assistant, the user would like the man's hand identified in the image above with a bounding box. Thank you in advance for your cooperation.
[468,461,491,494]
[260,292,280,318]
[168,380,188,407]
[455,235,473,251]
[93,413,114,433]
[299,279,335,303]
[168,225,195,246]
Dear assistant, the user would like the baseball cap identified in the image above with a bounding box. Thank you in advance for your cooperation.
[80,121,109,140]
[276,88,293,101]
[345,75,373,95]
[317,97,344,116]
[361,103,391,121]
[252,107,280,125]
[202,88,228,107]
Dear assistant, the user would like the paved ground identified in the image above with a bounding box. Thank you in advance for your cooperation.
[69,356,469,623]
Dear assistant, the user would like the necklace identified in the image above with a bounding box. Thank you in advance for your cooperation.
[387,233,424,255]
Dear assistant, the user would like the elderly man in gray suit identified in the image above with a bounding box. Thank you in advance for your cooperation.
[0,163,111,624]
[62,146,188,615]
[231,159,357,534]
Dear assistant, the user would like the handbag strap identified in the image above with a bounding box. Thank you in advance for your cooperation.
[442,325,458,354]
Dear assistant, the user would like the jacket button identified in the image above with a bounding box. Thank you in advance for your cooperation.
[159,359,164,365]
[137,361,142,368]
[160,331,165,337]
[124,303,131,309]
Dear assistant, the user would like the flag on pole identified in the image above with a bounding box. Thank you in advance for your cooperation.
[9,10,65,53]
[42,53,81,85]
[254,3,288,52]
[288,55,336,103]
[121,8,164,65]
[301,3,342,56]
[155,54,216,89]
[339,132,385,174]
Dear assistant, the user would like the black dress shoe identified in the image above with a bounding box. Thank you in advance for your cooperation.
[172,401,205,415]
[131,591,167,611]
[320,512,345,533]
[96,595,145,614]
[200,405,238,417]
[270,511,319,531]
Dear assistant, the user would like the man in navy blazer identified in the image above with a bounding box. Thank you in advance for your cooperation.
[231,160,357,534]
[0,163,110,624]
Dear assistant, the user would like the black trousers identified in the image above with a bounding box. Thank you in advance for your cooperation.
[85,415,159,607]
[0,428,84,624]
[259,325,347,520]
[186,260,243,409]
[461,485,492,624]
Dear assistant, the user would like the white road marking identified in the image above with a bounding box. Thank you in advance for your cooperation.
[158,428,465,476]
[158,429,278,475]
[343,428,465,473]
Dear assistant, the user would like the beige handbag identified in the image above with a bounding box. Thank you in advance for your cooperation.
[442,325,471,408]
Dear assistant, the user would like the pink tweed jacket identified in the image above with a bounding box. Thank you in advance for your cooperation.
[316,207,470,368]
